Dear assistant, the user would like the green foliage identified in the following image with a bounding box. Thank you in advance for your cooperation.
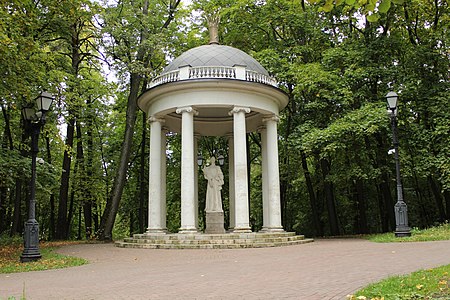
[1,0,449,241]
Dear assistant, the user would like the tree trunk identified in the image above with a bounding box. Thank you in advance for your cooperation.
[0,187,6,234]
[11,126,28,236]
[1,105,14,234]
[77,206,82,240]
[320,158,340,236]
[10,178,22,236]
[97,0,180,240]
[67,184,75,237]
[98,72,141,240]
[376,184,389,232]
[84,107,94,239]
[355,179,368,234]
[428,175,446,221]
[129,211,134,237]
[55,116,75,239]
[46,136,56,240]
[66,121,85,236]
[300,150,323,236]
[138,112,147,233]
[444,190,450,222]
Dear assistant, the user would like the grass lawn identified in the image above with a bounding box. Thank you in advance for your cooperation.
[366,223,450,243]
[349,264,450,300]
[348,223,450,300]
[0,239,88,274]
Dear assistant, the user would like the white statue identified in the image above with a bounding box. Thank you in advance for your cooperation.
[203,157,224,212]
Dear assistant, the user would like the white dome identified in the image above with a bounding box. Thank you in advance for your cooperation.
[162,44,269,76]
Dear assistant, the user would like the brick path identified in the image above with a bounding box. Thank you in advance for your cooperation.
[1,239,450,299]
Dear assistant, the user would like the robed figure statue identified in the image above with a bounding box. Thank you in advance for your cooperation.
[203,157,224,212]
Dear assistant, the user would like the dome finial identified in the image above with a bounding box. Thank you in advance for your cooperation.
[207,14,220,45]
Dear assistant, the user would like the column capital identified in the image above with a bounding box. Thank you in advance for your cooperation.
[225,132,234,140]
[257,125,266,133]
[176,106,198,116]
[148,116,165,124]
[262,114,280,123]
[229,106,251,116]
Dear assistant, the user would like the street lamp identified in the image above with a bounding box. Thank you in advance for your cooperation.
[20,92,54,262]
[197,152,204,167]
[386,91,411,237]
[217,153,225,166]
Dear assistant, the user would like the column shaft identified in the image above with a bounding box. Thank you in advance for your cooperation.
[147,117,165,233]
[227,134,236,230]
[194,134,200,229]
[177,106,198,233]
[259,126,269,230]
[230,107,251,232]
[160,128,167,231]
[264,115,283,231]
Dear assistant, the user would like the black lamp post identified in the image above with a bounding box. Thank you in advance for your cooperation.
[20,91,54,262]
[386,91,411,237]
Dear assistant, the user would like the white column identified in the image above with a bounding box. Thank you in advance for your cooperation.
[160,127,168,232]
[176,106,198,233]
[147,116,165,233]
[194,133,200,229]
[226,133,235,230]
[229,106,251,232]
[259,126,269,231]
[263,115,284,231]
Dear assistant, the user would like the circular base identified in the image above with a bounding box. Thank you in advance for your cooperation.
[395,231,412,237]
[20,253,42,263]
[178,229,199,234]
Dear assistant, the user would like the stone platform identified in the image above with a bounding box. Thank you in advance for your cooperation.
[115,232,313,249]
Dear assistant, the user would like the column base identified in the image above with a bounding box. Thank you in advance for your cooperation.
[178,228,199,234]
[21,219,41,263]
[232,227,252,233]
[260,227,284,233]
[145,228,168,235]
[395,226,411,237]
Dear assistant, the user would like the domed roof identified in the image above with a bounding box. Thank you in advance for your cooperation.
[163,44,269,76]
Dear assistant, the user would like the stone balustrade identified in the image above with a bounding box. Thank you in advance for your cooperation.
[149,65,278,88]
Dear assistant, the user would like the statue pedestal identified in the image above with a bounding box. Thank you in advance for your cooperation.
[205,212,225,234]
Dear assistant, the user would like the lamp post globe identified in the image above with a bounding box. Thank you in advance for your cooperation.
[386,91,411,238]
[217,154,225,166]
[20,92,54,263]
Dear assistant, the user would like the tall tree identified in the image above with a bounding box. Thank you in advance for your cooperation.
[98,0,182,240]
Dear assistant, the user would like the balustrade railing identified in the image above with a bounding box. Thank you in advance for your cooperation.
[149,70,179,88]
[149,66,277,88]
[246,70,277,86]
[189,66,236,79]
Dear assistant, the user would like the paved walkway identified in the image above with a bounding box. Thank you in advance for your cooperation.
[1,239,450,299]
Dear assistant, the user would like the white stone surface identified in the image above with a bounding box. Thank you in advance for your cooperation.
[264,115,283,231]
[230,107,251,232]
[227,134,235,230]
[259,125,269,231]
[147,117,165,233]
[177,106,198,233]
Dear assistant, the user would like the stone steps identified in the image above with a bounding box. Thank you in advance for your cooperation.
[115,232,314,249]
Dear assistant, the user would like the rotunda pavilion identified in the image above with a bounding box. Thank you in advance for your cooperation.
[137,39,289,236]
